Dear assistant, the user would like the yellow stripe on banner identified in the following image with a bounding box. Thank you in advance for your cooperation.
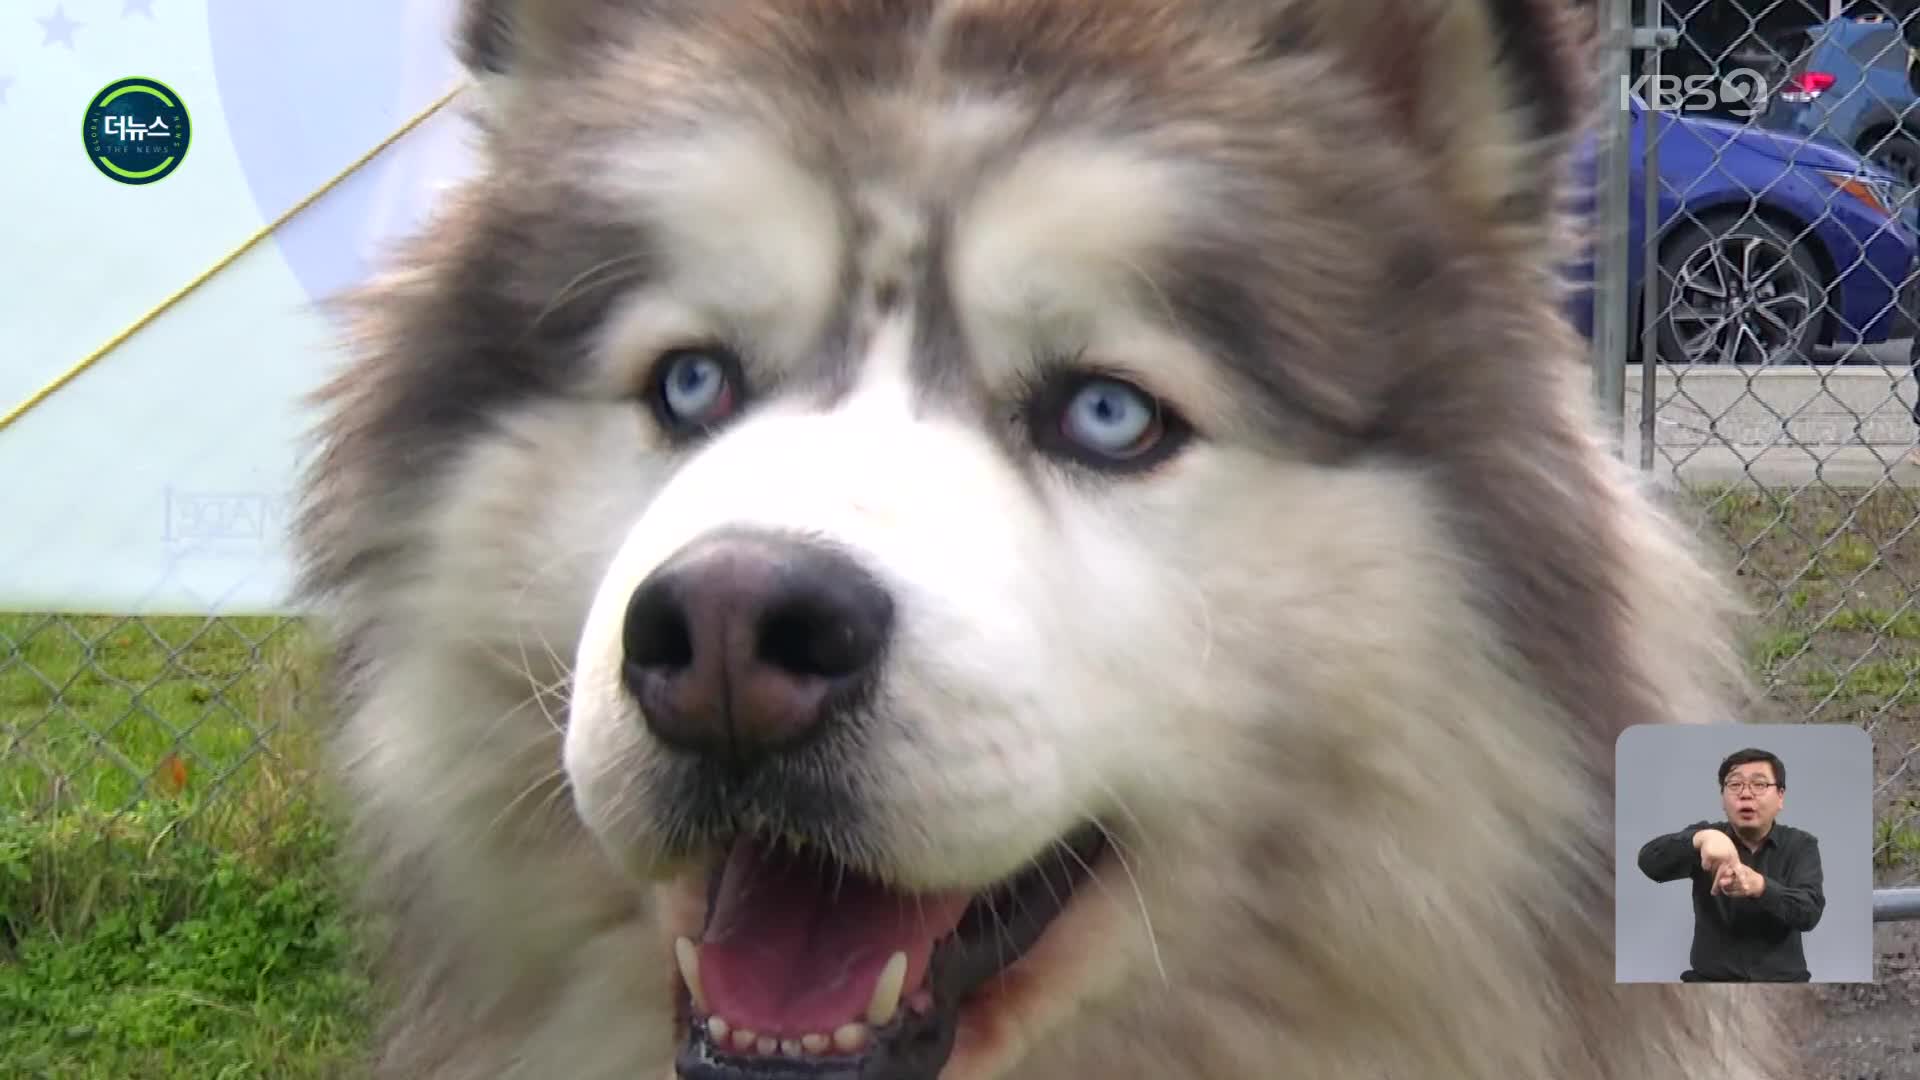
[0,78,474,437]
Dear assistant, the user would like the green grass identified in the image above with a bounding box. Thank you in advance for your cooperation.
[1820,607,1920,639]
[1877,801,1920,873]
[1751,628,1812,673]
[1797,659,1920,706]
[0,614,369,1078]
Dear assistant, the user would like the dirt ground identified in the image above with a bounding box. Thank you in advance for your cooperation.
[1806,921,1920,1079]
[1687,484,1920,1077]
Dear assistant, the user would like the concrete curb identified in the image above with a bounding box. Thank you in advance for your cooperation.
[1619,366,1920,486]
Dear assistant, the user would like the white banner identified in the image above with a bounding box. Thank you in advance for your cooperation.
[0,0,476,615]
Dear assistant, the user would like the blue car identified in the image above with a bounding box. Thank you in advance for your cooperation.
[1750,14,1920,191]
[1566,94,1917,365]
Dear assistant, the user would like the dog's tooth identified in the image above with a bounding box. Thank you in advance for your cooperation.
[674,938,708,1012]
[832,1023,871,1054]
[866,951,907,1026]
[756,1035,779,1055]
[801,1033,831,1055]
[706,1016,730,1042]
[780,1038,803,1056]
[730,1028,758,1053]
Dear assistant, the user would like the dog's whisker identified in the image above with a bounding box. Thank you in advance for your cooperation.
[435,527,627,742]
[1075,779,1168,990]
[519,253,653,344]
[484,760,571,839]
[513,634,572,736]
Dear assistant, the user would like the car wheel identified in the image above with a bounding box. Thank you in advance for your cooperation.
[1862,130,1920,196]
[1653,212,1826,366]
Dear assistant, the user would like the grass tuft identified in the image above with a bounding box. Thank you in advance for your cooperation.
[0,807,369,1079]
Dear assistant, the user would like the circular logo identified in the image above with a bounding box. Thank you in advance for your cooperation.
[83,76,192,185]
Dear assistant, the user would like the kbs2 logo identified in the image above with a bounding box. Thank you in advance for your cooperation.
[1620,69,1770,118]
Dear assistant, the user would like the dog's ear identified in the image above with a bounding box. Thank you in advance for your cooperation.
[455,0,649,79]
[1257,0,1597,231]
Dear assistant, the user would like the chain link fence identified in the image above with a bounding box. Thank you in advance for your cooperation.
[1594,0,1920,911]
[0,610,324,865]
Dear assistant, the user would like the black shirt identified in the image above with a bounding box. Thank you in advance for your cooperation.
[1635,820,1826,982]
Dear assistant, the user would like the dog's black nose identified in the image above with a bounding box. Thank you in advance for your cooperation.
[621,529,894,762]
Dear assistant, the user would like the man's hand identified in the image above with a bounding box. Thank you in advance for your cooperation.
[1711,861,1766,899]
[1693,829,1737,875]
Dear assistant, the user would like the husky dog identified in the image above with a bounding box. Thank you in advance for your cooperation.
[293,0,1819,1077]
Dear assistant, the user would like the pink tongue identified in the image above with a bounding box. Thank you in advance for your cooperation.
[697,836,974,1038]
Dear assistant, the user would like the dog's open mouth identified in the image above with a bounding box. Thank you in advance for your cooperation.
[672,822,1109,1080]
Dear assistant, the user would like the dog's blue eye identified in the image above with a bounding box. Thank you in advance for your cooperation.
[1061,378,1160,457]
[1031,371,1189,473]
[663,354,726,417]
[652,347,742,431]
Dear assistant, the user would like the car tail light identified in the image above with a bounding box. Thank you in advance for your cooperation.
[1779,71,1837,102]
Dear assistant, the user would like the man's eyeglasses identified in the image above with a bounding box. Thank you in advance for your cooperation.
[1722,779,1776,795]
